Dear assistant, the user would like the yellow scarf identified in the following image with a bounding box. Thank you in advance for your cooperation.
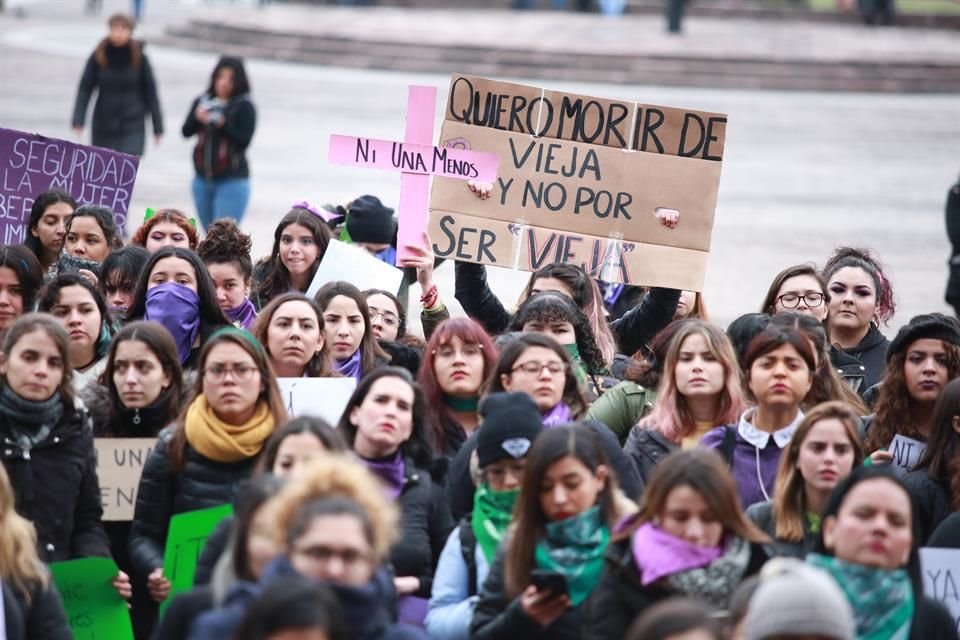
[184,395,275,463]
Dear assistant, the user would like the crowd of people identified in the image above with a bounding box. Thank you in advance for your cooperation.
[1,173,958,640]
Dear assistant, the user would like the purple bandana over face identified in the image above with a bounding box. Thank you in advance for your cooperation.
[335,347,363,381]
[145,283,201,364]
[226,298,257,330]
[541,402,572,427]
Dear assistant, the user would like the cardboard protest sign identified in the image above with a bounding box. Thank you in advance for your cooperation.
[0,128,139,244]
[429,74,727,289]
[277,377,357,425]
[50,557,134,640]
[94,438,156,521]
[890,435,926,472]
[161,503,233,615]
[305,239,405,298]
[920,548,960,627]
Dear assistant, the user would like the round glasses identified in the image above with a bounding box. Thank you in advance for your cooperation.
[511,361,566,376]
[777,293,824,309]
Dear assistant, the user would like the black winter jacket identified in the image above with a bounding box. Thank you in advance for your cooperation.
[835,325,889,392]
[622,427,676,492]
[904,469,953,546]
[71,39,163,156]
[2,578,72,640]
[128,426,258,580]
[585,536,769,640]
[470,547,588,640]
[910,596,960,640]
[453,262,679,357]
[392,459,455,598]
[744,501,817,559]
[929,511,960,548]
[0,404,110,562]
[182,93,256,180]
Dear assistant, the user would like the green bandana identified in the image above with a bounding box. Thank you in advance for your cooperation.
[806,511,821,534]
[444,395,480,413]
[534,504,609,606]
[471,483,519,563]
[562,342,588,387]
[807,553,914,640]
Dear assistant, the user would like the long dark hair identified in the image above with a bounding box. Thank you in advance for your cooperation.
[100,246,150,308]
[505,424,619,598]
[314,281,388,375]
[254,208,331,307]
[126,247,229,337]
[813,465,923,596]
[913,378,960,510]
[336,367,434,469]
[207,56,251,97]
[257,416,347,474]
[509,291,606,376]
[485,333,588,418]
[25,189,76,259]
[65,204,123,252]
[36,273,114,361]
[100,321,184,436]
[231,474,285,582]
[0,245,43,316]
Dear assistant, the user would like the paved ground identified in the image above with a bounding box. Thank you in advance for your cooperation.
[1,0,958,335]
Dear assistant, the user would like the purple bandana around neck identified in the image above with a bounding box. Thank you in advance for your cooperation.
[226,298,257,330]
[541,402,572,427]
[362,450,405,499]
[145,283,201,364]
[632,522,724,585]
[335,347,363,381]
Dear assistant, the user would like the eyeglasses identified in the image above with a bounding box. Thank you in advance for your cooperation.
[777,293,824,309]
[203,364,258,382]
[511,361,566,376]
[433,343,483,361]
[292,544,372,570]
[368,306,399,328]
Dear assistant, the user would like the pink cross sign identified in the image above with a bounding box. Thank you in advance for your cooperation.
[327,86,499,261]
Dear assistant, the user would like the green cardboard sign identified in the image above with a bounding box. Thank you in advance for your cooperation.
[160,503,234,615]
[50,557,133,640]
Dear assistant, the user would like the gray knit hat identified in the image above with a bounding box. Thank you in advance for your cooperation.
[744,558,855,640]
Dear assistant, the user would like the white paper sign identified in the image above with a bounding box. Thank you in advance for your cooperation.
[305,239,405,298]
[890,434,926,472]
[920,548,960,627]
[277,377,357,425]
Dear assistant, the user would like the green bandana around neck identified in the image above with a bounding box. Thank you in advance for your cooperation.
[562,342,588,386]
[534,504,609,606]
[807,553,914,640]
[444,395,480,413]
[471,483,519,563]
[806,511,821,534]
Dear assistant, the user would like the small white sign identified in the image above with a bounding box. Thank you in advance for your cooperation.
[890,434,926,472]
[920,548,960,628]
[305,239,405,298]
[277,377,357,425]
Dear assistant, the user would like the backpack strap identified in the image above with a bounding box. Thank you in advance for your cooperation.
[459,520,479,597]
[718,425,737,468]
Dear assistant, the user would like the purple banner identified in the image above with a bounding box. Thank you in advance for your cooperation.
[0,128,139,245]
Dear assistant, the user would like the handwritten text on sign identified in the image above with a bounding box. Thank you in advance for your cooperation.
[277,377,357,426]
[329,135,499,182]
[0,128,139,244]
[890,435,926,472]
[94,438,156,521]
[920,548,960,630]
[50,557,134,640]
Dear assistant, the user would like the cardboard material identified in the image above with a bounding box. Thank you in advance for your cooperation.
[94,438,157,521]
[890,434,927,472]
[429,75,727,288]
[305,238,405,298]
[160,503,234,615]
[920,548,960,626]
[277,377,357,425]
[50,557,134,640]
[0,128,139,244]
[328,135,499,182]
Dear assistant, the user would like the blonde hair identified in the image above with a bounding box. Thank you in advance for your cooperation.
[268,452,399,561]
[0,465,48,602]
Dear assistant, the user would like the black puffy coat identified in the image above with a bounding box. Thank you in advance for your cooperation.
[391,459,455,598]
[127,426,258,580]
[453,262,679,357]
[0,404,109,562]
[904,469,953,546]
[71,39,163,156]
[585,536,769,640]
[182,93,256,180]
[622,427,675,492]
[2,578,72,640]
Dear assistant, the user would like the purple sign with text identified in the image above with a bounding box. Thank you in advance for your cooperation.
[0,128,139,244]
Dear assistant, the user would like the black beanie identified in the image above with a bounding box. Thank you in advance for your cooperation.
[886,313,960,362]
[476,392,544,468]
[346,195,395,245]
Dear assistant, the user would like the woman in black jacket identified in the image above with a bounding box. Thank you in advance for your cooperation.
[183,56,256,229]
[128,327,287,606]
[0,314,130,594]
[72,13,163,156]
[337,367,454,613]
[0,464,72,640]
[587,449,769,640]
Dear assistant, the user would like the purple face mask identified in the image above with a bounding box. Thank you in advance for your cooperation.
[145,283,201,364]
